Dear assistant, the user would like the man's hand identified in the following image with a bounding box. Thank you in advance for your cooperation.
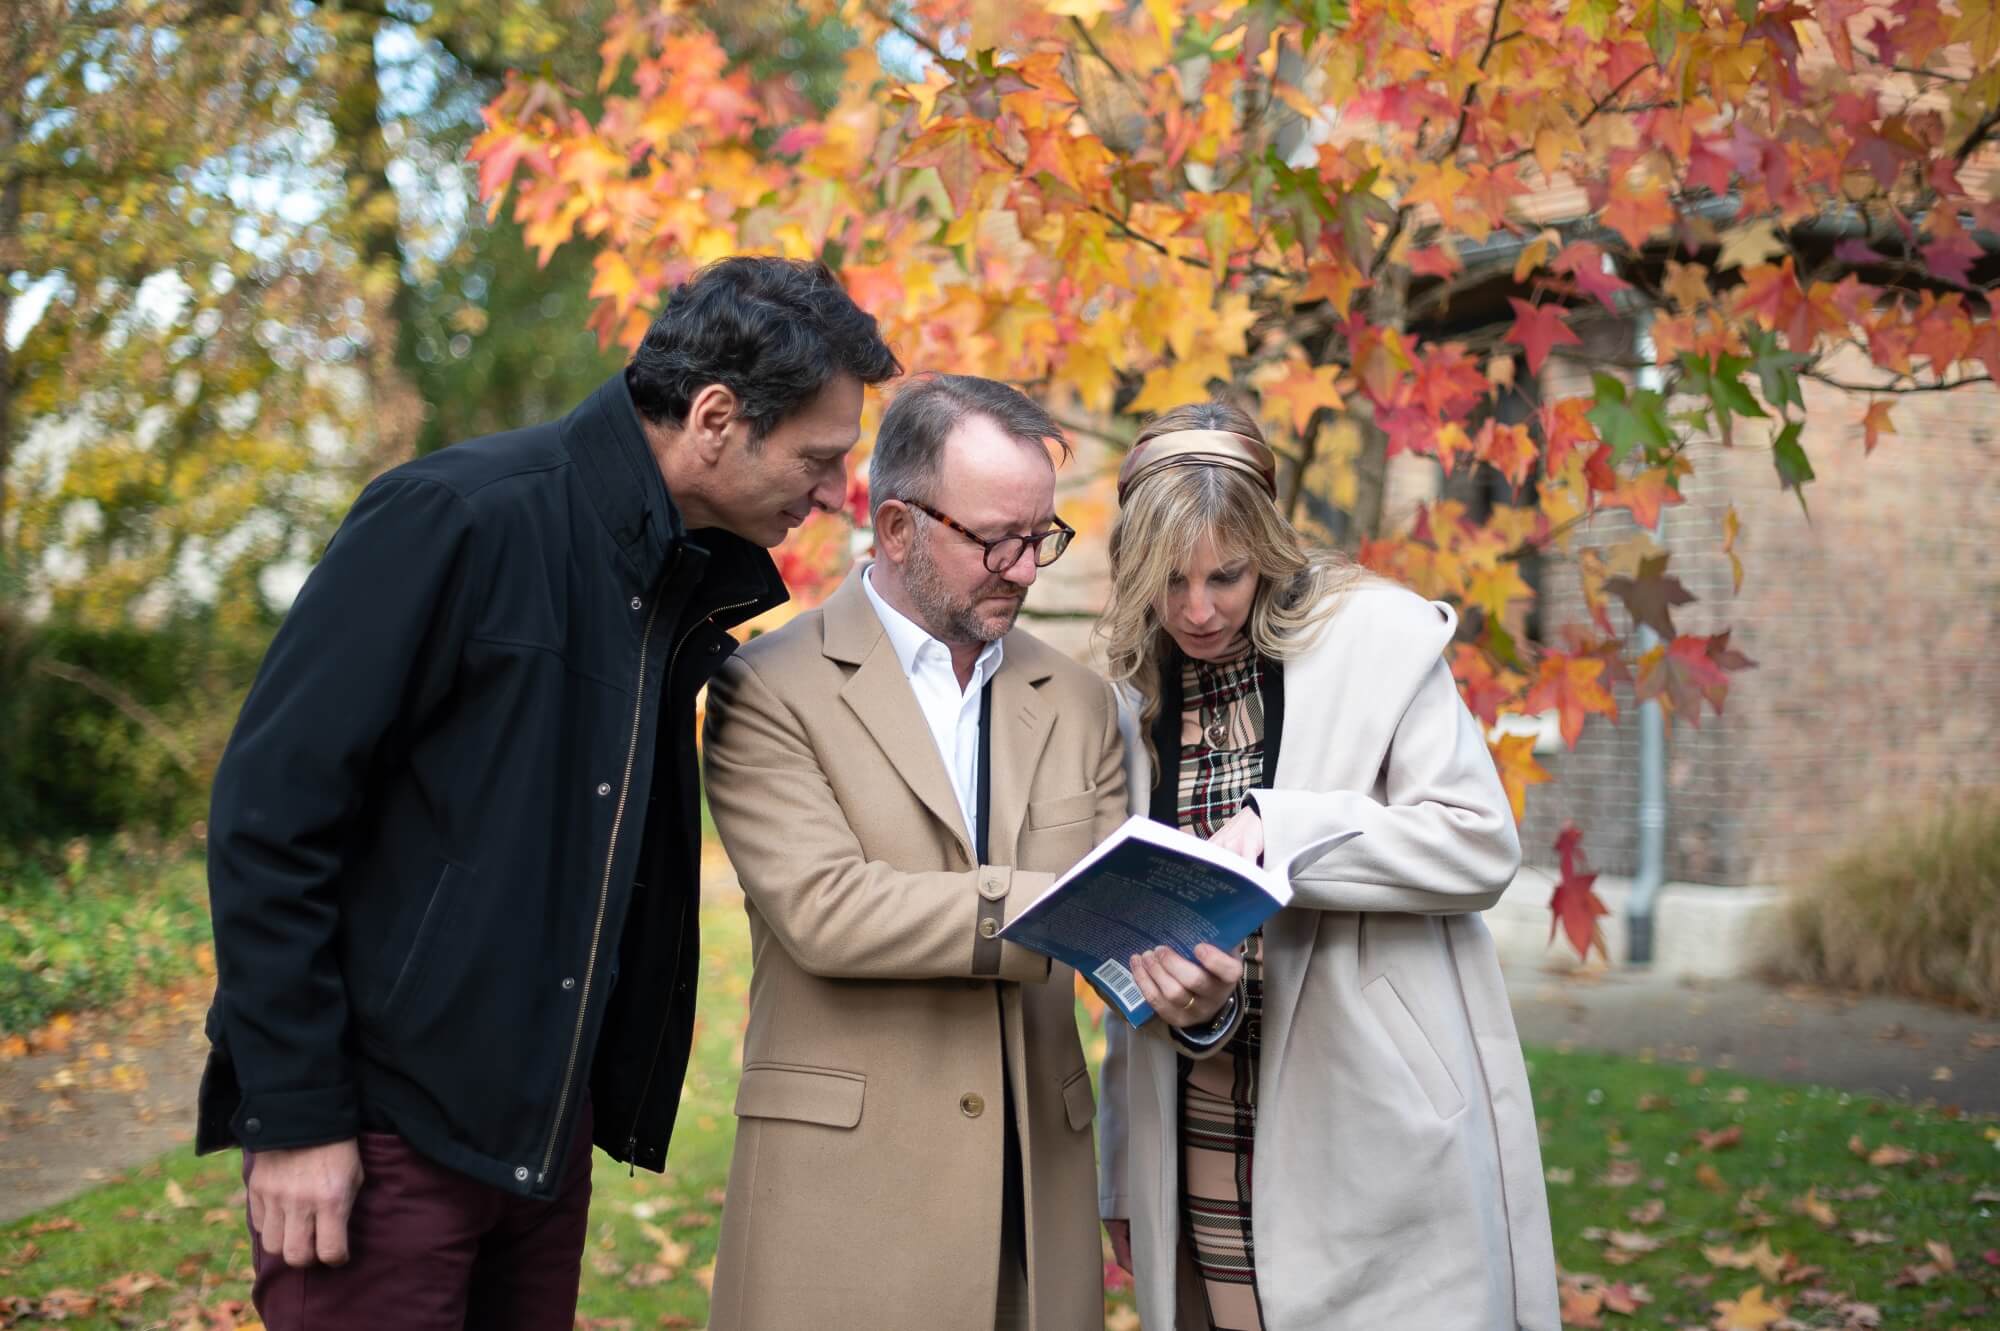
[1208,806,1264,865]
[1104,1218,1133,1273]
[247,1139,364,1268]
[1129,943,1243,1028]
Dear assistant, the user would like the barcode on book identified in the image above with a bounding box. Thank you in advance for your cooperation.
[1093,959,1144,1012]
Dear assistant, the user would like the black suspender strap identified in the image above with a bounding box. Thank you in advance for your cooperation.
[970,677,1003,976]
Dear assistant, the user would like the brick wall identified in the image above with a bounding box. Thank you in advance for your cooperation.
[1524,336,2000,886]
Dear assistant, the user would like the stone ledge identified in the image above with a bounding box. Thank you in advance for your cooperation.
[1486,870,1789,980]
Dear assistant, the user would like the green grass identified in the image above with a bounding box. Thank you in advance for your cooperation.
[3,906,1997,1328]
[0,845,211,1040]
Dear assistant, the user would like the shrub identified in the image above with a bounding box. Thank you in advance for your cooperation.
[1777,790,2000,1013]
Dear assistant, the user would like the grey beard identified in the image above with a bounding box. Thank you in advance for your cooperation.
[906,529,1021,646]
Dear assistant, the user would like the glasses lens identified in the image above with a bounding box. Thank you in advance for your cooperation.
[985,537,1026,573]
[1033,528,1072,567]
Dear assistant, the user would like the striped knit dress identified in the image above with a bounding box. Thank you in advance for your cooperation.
[1174,647,1266,1331]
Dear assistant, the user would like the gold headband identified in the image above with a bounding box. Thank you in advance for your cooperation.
[1116,429,1278,502]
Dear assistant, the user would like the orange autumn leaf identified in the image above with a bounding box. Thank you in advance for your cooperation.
[1489,733,1550,822]
[1525,654,1617,748]
[1711,1284,1784,1331]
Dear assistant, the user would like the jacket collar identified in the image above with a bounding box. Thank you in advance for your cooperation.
[824,562,1059,862]
[561,371,787,628]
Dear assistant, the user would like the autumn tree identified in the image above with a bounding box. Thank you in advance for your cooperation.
[477,0,2000,953]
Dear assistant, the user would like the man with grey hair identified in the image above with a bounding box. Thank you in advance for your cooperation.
[700,373,1129,1331]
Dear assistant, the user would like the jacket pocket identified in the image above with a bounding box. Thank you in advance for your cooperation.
[1362,974,1466,1119]
[383,861,463,1019]
[734,1062,866,1129]
[1027,789,1096,829]
[1060,1065,1096,1131]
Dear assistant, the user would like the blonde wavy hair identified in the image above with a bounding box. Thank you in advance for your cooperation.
[1098,400,1366,752]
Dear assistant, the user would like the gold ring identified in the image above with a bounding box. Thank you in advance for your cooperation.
[1182,994,1196,1012]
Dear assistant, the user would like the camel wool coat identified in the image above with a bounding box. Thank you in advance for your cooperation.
[702,565,1124,1331]
[1098,583,1560,1331]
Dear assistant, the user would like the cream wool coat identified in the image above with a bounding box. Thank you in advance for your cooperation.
[1098,583,1560,1331]
[702,565,1125,1331]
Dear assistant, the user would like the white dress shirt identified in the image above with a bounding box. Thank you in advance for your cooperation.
[862,564,1004,850]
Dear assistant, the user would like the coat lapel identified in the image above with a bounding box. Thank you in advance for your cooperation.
[985,645,1056,865]
[824,567,974,862]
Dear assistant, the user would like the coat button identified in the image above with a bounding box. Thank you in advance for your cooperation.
[514,1166,530,1182]
[960,1092,984,1118]
[630,596,643,611]
[596,782,611,797]
[561,976,576,990]
[243,1117,261,1135]
[978,918,999,939]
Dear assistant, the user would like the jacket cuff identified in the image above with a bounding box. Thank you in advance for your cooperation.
[1169,984,1246,1059]
[231,1082,360,1153]
[976,866,1053,983]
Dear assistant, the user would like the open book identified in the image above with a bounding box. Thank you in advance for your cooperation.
[998,814,1361,1026]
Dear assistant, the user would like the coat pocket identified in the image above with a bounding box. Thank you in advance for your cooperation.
[1027,789,1096,829]
[383,861,464,1019]
[1060,1065,1096,1131]
[734,1063,866,1129]
[1361,975,1466,1119]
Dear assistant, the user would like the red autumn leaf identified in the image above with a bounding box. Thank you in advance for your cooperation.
[1549,824,1609,961]
[1550,241,1631,311]
[1504,298,1583,374]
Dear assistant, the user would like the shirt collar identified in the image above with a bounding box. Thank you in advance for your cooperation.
[863,563,1004,687]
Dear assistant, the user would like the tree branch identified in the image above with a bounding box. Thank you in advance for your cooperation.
[32,658,199,776]
[1803,370,1994,394]
[1443,0,1509,157]
[1952,103,2000,163]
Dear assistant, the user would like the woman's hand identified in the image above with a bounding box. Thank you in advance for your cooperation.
[1208,806,1264,865]
[1129,942,1242,1028]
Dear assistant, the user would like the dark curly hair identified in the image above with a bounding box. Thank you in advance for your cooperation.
[624,257,902,439]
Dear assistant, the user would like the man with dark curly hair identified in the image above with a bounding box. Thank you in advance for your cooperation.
[197,257,900,1330]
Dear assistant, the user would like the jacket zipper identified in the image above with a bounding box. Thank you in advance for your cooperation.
[536,571,672,1186]
[622,595,759,1168]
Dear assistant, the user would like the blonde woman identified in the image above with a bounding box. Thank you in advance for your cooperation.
[1094,401,1558,1331]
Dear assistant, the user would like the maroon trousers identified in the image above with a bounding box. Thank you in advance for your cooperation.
[245,1105,594,1331]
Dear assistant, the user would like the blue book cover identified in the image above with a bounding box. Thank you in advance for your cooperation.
[999,815,1357,1027]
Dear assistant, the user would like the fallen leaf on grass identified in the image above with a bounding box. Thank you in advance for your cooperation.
[1889,1261,1943,1287]
[658,1318,699,1329]
[1923,1239,1955,1272]
[1602,1281,1652,1313]
[1635,1093,1670,1112]
[1627,1198,1666,1225]
[1847,1229,1895,1246]
[164,1180,192,1209]
[1702,1239,1786,1282]
[25,1217,81,1235]
[1599,1159,1642,1188]
[693,1260,716,1293]
[1831,1183,1884,1201]
[1790,1188,1837,1228]
[1711,1284,1783,1330]
[1546,1166,1575,1185]
[1972,1186,2000,1203]
[1560,1284,1604,1328]
[1694,1163,1729,1193]
[1849,1134,1916,1167]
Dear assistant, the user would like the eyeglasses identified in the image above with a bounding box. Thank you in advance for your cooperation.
[906,501,1075,573]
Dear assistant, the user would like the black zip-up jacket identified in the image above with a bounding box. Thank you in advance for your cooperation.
[195,373,785,1198]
